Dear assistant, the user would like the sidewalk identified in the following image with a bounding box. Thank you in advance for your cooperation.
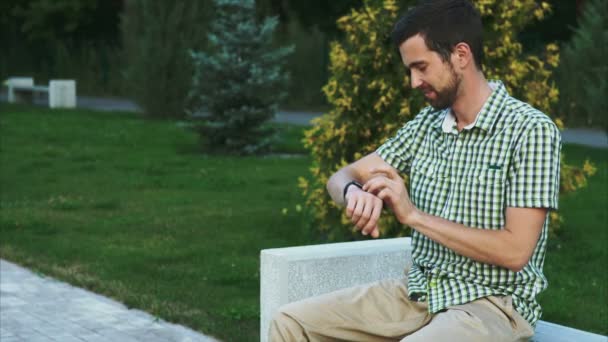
[0,259,218,342]
[77,96,322,126]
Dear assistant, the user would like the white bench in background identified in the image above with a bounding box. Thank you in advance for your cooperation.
[260,238,607,342]
[4,77,76,108]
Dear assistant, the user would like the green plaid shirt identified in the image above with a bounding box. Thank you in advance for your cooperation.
[376,81,561,326]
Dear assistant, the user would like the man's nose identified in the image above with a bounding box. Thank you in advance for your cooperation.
[410,72,422,89]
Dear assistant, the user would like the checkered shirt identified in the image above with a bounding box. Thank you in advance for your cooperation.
[376,81,561,326]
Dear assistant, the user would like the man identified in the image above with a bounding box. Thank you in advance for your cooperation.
[270,0,561,340]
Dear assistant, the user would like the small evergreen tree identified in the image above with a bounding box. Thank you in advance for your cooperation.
[189,0,293,155]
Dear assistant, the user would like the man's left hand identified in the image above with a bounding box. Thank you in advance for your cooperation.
[363,166,418,225]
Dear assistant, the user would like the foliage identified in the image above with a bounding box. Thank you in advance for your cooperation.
[555,0,608,131]
[189,0,293,155]
[271,0,363,36]
[274,20,330,110]
[300,0,596,241]
[1,0,121,46]
[121,0,211,119]
[0,0,123,96]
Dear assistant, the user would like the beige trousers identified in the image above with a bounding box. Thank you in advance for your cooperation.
[269,278,534,341]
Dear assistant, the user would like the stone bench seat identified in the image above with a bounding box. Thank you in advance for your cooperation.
[260,238,607,342]
[4,77,76,108]
[12,84,49,93]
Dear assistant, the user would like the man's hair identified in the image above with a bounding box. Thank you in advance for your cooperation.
[391,0,484,69]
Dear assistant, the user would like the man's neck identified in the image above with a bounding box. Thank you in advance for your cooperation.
[451,74,493,131]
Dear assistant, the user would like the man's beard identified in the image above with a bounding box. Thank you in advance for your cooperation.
[426,66,460,110]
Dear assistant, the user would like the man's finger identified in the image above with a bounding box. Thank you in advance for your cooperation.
[370,226,380,238]
[361,199,382,234]
[369,165,400,180]
[351,199,365,227]
[363,176,391,194]
[354,198,373,229]
[345,194,356,218]
[377,188,395,205]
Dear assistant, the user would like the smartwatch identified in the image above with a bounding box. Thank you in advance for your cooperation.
[343,181,363,201]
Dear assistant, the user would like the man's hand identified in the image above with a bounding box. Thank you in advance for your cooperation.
[363,165,418,225]
[345,186,383,238]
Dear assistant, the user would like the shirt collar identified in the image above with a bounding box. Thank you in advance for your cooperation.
[438,80,509,134]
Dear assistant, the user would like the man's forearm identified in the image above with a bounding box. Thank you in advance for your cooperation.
[406,207,545,272]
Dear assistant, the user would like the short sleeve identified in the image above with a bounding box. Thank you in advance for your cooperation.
[376,110,429,174]
[506,122,561,210]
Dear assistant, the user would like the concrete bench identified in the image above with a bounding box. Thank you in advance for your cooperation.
[260,238,607,342]
[4,77,76,108]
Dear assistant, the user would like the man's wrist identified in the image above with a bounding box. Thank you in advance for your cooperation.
[404,208,424,227]
[343,181,363,201]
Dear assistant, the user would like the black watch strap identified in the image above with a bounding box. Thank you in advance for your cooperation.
[343,181,363,201]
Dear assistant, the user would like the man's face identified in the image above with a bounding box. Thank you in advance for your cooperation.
[399,34,461,110]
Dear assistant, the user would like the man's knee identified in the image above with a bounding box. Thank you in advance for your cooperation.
[269,305,305,342]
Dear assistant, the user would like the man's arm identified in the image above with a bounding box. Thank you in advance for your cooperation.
[363,165,546,272]
[326,152,393,238]
[407,207,545,272]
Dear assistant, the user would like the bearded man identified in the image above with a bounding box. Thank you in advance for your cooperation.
[269,0,561,341]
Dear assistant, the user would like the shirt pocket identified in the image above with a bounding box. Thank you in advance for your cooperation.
[458,167,506,228]
[410,157,449,216]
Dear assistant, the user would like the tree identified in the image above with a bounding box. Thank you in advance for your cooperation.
[189,0,293,155]
[121,0,210,119]
[556,0,608,131]
[300,0,596,241]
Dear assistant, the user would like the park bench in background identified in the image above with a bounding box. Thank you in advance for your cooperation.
[260,238,607,342]
[4,77,76,108]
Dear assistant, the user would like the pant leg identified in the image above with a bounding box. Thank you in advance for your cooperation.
[402,296,535,342]
[269,278,432,342]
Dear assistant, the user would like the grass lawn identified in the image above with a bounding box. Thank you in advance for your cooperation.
[539,144,607,334]
[1,104,606,340]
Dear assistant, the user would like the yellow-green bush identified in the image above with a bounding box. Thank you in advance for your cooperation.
[300,0,595,241]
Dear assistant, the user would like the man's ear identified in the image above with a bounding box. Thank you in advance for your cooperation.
[452,42,473,69]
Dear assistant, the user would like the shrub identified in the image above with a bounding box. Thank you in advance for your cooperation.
[556,0,608,131]
[189,0,293,155]
[121,0,211,119]
[300,0,596,241]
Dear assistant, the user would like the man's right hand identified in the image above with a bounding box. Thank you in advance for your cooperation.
[345,187,384,238]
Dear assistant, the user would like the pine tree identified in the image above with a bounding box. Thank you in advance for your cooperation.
[189,0,293,155]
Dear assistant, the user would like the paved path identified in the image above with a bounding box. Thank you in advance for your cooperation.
[0,259,218,342]
[77,96,322,126]
[560,128,608,149]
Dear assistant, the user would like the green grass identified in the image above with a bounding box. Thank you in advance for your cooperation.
[539,144,607,334]
[0,104,606,339]
[269,122,308,154]
[0,104,314,341]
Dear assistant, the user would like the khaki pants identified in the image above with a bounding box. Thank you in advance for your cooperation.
[269,278,534,341]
